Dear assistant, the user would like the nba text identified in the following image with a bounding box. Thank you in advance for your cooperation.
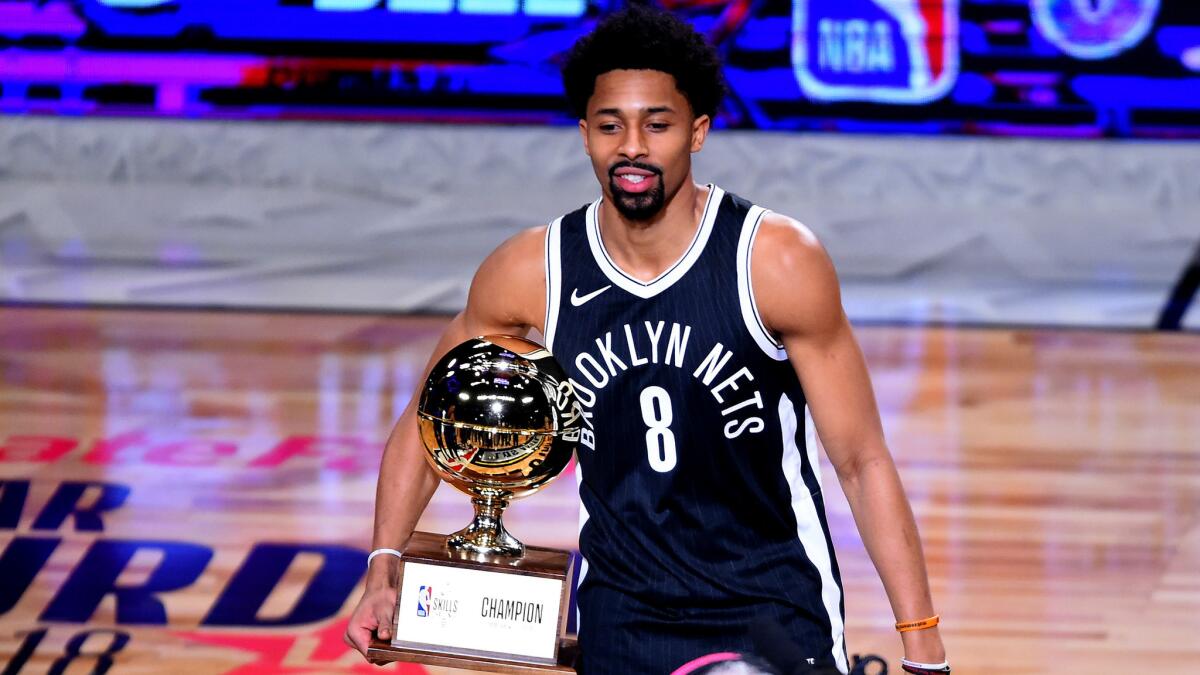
[817,19,897,75]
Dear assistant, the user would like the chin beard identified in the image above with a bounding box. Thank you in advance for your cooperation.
[609,175,665,222]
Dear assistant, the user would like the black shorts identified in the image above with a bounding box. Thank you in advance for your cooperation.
[576,586,842,675]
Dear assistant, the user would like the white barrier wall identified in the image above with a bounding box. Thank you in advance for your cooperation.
[2,116,1198,328]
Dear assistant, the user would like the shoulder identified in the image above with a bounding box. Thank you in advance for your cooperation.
[477,225,548,278]
[465,225,549,333]
[752,212,826,272]
[749,212,843,338]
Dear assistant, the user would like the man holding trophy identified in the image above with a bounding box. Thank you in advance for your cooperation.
[346,7,948,675]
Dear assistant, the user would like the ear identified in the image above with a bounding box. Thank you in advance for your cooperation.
[690,114,711,153]
[578,118,591,157]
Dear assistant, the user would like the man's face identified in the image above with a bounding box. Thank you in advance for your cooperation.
[579,69,710,222]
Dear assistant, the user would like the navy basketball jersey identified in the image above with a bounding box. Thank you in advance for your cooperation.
[543,185,848,674]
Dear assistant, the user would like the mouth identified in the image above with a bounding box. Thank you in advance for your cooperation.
[610,165,661,195]
[614,173,657,193]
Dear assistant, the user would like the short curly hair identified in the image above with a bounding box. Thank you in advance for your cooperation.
[561,5,726,120]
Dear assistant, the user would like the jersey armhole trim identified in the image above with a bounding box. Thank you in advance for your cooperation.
[738,206,788,361]
[544,216,564,351]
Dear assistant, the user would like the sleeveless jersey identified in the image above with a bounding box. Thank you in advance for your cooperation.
[543,186,847,673]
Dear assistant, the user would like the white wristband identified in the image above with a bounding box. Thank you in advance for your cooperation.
[902,658,950,670]
[367,548,403,566]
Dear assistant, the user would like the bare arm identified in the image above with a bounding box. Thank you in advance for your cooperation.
[345,225,549,655]
[752,214,945,664]
[363,311,476,591]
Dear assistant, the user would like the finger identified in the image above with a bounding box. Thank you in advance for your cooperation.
[346,624,371,656]
[375,605,395,641]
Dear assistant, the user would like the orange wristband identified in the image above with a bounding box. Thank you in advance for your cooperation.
[895,615,939,632]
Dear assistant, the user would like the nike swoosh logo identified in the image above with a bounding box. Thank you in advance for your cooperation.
[570,285,612,307]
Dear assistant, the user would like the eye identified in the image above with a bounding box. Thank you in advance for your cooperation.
[647,122,670,132]
[598,123,620,133]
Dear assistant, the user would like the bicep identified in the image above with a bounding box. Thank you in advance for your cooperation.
[460,226,547,339]
[409,228,546,410]
[752,215,886,477]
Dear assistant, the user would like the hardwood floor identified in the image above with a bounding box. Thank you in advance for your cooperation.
[1,306,1197,674]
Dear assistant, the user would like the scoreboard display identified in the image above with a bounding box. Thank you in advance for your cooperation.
[1,0,1198,137]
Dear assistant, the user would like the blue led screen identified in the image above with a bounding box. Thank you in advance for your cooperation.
[1,0,1198,137]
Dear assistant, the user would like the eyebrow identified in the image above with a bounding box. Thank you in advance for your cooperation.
[594,106,677,116]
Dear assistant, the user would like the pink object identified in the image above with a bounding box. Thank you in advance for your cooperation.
[670,652,743,675]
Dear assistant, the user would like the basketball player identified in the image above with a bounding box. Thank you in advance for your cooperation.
[345,7,948,675]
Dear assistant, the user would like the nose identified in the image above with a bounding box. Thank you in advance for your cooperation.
[618,127,648,161]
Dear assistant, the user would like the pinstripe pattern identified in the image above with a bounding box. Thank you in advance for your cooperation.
[548,189,844,674]
[780,394,848,674]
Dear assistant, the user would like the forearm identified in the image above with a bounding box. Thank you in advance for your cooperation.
[837,452,944,660]
[363,313,476,591]
[364,401,441,591]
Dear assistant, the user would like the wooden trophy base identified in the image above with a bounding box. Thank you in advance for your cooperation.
[371,531,576,673]
[367,636,578,673]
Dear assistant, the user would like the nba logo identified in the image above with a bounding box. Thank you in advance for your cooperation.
[791,0,959,104]
[416,585,431,618]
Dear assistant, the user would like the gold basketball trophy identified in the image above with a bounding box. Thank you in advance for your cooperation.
[368,335,581,672]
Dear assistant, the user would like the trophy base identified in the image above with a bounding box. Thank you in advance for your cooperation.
[367,636,579,673]
[384,531,575,671]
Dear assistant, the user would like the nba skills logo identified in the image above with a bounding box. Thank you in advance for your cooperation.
[416,585,432,618]
[791,0,959,104]
[415,584,458,619]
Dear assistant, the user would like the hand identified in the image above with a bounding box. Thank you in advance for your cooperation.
[343,583,398,658]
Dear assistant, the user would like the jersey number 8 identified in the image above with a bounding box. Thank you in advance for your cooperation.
[639,386,676,473]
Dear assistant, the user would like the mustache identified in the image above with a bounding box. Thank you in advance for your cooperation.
[608,161,663,179]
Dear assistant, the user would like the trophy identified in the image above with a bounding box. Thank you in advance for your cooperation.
[368,335,581,672]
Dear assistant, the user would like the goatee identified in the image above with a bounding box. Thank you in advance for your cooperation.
[609,162,665,222]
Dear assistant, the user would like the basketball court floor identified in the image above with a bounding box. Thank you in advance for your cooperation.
[1,305,1198,674]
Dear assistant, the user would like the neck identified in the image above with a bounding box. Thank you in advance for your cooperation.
[598,179,709,283]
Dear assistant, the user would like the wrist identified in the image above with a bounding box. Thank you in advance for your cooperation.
[901,658,951,675]
[365,555,400,591]
[900,625,945,662]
